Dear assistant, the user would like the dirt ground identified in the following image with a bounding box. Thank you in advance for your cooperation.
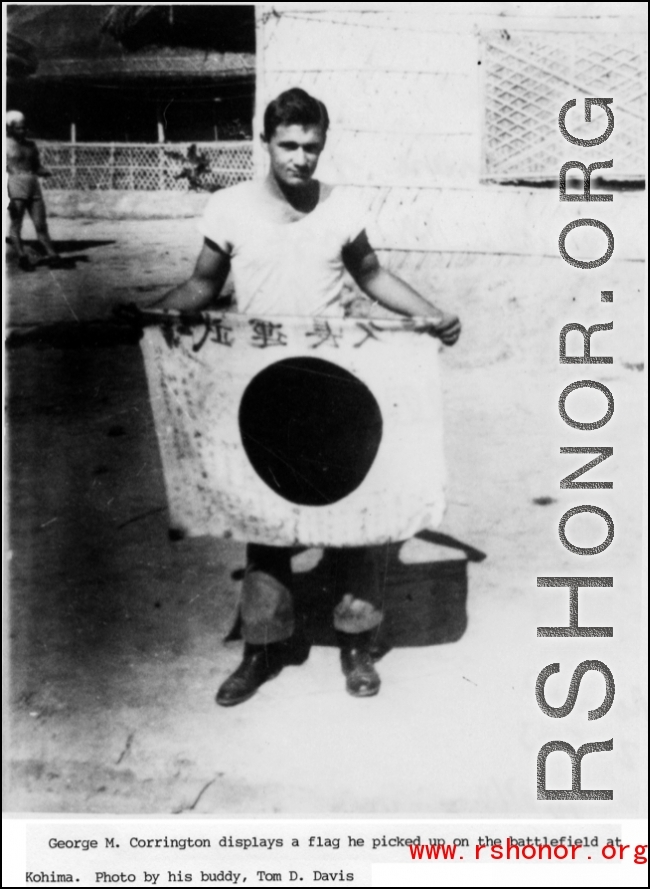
[4,215,646,816]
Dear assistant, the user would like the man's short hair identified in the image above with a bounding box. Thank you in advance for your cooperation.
[263,88,330,141]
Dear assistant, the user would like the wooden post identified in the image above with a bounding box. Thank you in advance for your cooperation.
[156,102,165,190]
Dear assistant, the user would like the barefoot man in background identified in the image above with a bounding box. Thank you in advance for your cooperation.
[154,88,461,705]
[6,110,62,271]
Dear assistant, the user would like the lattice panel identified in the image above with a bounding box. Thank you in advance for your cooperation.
[482,31,647,179]
[39,142,254,192]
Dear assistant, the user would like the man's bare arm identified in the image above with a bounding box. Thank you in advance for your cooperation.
[150,238,231,311]
[31,142,51,177]
[343,230,461,345]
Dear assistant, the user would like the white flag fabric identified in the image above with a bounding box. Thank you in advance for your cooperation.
[140,311,446,546]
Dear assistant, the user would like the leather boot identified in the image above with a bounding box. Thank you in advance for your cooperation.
[216,642,285,707]
[338,631,381,698]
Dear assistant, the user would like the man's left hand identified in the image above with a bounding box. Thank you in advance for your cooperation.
[415,312,461,346]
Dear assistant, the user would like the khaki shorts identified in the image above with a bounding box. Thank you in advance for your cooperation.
[8,172,43,204]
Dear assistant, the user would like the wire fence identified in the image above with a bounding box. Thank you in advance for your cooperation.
[481,30,647,180]
[38,141,254,192]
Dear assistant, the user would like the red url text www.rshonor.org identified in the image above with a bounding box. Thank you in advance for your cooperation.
[409,842,648,863]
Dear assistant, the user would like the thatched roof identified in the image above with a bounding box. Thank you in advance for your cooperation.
[7,5,255,82]
[7,33,38,78]
[102,5,255,53]
[103,5,159,41]
[27,50,255,82]
[8,6,126,62]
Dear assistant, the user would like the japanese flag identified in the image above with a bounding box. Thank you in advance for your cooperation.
[140,311,446,546]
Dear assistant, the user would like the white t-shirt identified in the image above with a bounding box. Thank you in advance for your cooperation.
[197,180,367,316]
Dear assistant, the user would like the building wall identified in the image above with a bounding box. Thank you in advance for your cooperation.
[253,2,646,365]
[255,3,645,254]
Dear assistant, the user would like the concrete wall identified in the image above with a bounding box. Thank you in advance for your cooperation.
[252,2,646,366]
[255,2,645,257]
[46,189,210,220]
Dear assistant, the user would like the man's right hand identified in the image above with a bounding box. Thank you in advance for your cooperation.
[151,238,230,312]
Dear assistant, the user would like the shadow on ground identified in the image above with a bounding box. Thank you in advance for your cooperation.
[9,238,117,253]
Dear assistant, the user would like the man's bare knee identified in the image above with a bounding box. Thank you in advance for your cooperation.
[9,199,26,223]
